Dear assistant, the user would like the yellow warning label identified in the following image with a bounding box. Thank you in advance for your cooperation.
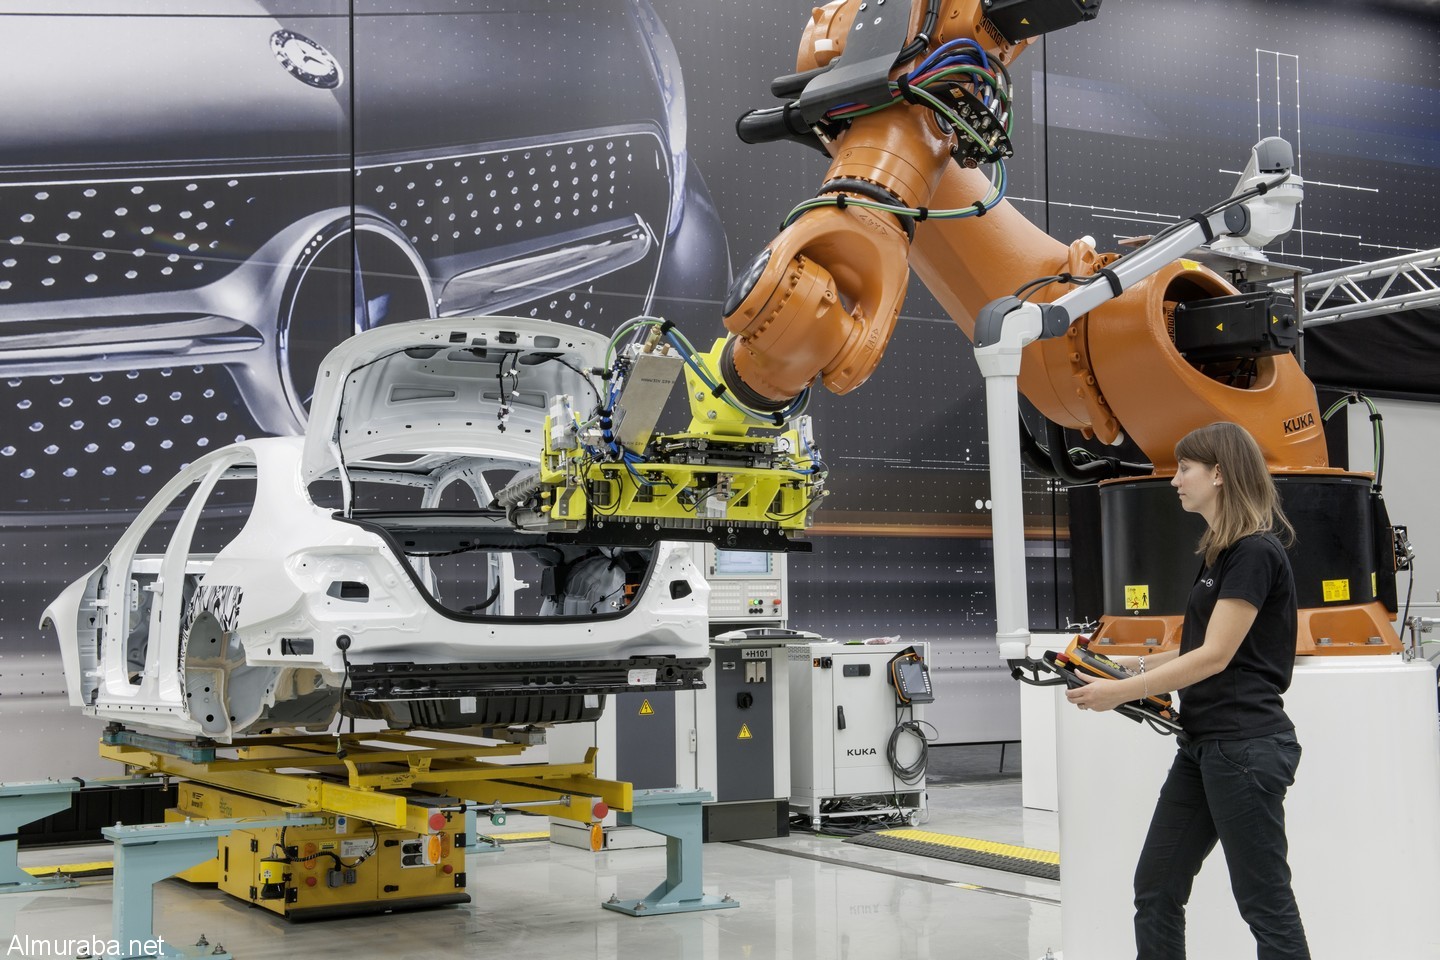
[1272,315,1280,325]
[1216,323,1225,331]
[1124,584,1150,611]
[1179,259,1201,270]
[639,699,654,716]
[1372,572,1377,597]
[1020,17,1030,25]
[1322,579,1351,602]
[738,724,753,740]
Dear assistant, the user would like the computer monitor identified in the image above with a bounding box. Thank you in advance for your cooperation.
[712,549,771,577]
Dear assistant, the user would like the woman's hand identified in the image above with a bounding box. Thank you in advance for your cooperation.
[1065,673,1139,713]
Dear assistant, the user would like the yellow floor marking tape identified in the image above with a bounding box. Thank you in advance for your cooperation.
[24,861,113,876]
[876,829,1059,866]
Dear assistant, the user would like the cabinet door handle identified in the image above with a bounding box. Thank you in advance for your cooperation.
[837,705,846,730]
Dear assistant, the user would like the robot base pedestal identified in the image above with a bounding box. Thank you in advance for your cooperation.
[1057,658,1440,960]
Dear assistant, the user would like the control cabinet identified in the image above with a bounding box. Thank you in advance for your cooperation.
[788,641,929,829]
[694,634,797,840]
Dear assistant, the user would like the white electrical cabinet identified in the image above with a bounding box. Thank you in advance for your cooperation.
[787,641,929,829]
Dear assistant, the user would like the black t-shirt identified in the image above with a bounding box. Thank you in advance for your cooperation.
[1178,532,1297,741]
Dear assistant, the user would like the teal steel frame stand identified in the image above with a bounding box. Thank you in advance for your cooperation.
[0,780,82,893]
[602,789,739,917]
[102,815,320,960]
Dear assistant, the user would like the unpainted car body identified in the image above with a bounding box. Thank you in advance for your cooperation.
[43,317,711,741]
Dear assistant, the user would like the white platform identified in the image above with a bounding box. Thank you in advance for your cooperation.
[1020,635,1071,812]
[1056,657,1440,959]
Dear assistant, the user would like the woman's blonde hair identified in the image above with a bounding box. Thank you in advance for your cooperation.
[1174,422,1295,566]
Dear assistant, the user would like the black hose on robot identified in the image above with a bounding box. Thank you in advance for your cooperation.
[1043,418,1152,484]
[1017,413,1061,478]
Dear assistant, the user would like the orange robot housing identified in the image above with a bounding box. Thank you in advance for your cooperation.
[720,0,1400,655]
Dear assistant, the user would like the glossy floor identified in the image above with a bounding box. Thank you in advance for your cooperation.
[7,746,1061,960]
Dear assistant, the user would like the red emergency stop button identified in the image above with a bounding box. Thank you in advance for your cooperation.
[592,801,609,819]
[428,812,447,831]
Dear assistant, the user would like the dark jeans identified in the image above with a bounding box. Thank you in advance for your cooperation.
[1133,732,1310,960]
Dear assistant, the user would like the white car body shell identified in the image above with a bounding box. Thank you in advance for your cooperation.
[42,316,710,742]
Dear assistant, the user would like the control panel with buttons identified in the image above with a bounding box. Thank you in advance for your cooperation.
[704,544,788,624]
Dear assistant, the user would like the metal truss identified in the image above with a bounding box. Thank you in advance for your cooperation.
[1269,248,1440,327]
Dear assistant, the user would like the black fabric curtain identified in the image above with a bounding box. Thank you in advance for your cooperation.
[1304,307,1440,402]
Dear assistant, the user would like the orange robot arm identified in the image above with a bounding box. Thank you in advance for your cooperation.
[720,0,1328,472]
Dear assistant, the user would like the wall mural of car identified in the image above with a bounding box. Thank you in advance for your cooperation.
[42,316,712,741]
[0,0,729,516]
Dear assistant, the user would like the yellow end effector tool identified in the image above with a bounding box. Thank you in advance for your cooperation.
[496,325,827,550]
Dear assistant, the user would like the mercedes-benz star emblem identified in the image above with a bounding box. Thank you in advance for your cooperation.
[270,29,343,89]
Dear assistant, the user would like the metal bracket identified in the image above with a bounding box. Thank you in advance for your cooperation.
[795,0,916,124]
[103,729,218,764]
[0,780,83,894]
[601,789,739,917]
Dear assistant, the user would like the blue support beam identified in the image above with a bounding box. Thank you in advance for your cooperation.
[602,789,739,917]
[0,780,82,894]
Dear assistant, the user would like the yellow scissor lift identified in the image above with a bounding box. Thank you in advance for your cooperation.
[97,727,732,923]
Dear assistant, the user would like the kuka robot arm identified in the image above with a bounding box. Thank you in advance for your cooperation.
[721,0,1328,471]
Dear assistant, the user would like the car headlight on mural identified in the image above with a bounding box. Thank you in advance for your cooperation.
[0,0,729,516]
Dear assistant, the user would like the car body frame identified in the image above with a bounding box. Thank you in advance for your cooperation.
[43,316,711,742]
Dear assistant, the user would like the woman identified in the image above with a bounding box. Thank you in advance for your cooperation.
[1065,421,1310,960]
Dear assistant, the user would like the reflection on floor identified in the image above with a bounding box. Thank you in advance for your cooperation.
[6,745,1061,960]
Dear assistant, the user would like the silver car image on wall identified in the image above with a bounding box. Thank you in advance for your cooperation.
[0,0,729,515]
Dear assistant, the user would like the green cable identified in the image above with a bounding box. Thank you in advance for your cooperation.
[1319,392,1384,488]
[781,165,1003,228]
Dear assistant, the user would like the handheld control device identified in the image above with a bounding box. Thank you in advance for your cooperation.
[887,648,935,704]
[1012,637,1181,735]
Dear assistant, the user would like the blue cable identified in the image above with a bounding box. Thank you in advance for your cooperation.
[915,38,989,77]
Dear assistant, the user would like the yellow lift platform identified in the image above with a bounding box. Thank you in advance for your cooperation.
[99,728,631,921]
[0,730,733,957]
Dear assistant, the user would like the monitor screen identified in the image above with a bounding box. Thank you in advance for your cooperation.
[713,549,771,576]
[895,657,935,703]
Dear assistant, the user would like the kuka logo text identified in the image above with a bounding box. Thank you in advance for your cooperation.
[1282,412,1315,434]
